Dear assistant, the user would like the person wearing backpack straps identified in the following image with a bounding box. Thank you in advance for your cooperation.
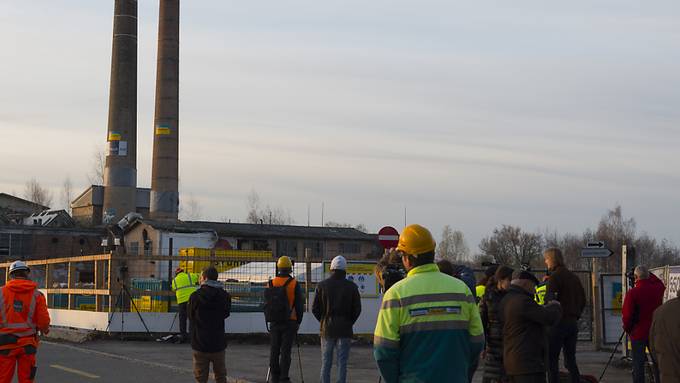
[266,256,304,383]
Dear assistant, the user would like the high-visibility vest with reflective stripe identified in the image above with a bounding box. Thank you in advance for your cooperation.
[172,272,199,304]
[0,285,42,349]
[374,263,485,383]
[476,284,486,304]
[535,283,547,305]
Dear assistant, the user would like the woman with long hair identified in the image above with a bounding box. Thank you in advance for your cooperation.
[480,265,514,383]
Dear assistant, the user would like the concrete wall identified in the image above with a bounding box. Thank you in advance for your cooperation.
[48,293,381,335]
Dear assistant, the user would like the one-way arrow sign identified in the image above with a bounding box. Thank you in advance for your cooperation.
[581,248,614,258]
[587,241,605,249]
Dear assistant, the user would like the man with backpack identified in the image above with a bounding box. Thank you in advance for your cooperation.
[265,256,305,383]
[312,255,362,383]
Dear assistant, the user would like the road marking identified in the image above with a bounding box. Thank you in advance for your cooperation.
[42,341,253,382]
[50,364,100,379]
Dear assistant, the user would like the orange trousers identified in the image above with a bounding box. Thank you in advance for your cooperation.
[0,346,37,383]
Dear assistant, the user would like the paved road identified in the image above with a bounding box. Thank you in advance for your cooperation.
[38,341,194,383]
[33,340,630,383]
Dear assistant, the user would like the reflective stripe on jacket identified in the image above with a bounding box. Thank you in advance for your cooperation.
[172,272,199,304]
[535,283,547,305]
[374,263,485,383]
[0,279,50,350]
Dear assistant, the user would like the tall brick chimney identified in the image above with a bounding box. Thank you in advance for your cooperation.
[150,0,180,221]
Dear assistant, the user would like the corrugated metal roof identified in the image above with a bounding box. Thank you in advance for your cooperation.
[137,219,375,241]
[0,193,49,212]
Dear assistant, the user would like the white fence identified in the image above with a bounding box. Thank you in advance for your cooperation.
[49,293,381,335]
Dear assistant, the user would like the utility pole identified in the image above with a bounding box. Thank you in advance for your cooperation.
[591,257,601,350]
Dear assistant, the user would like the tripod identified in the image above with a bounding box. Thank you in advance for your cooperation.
[599,331,625,382]
[105,280,152,339]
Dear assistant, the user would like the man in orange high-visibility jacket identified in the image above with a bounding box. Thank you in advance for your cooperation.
[0,261,50,383]
[266,256,305,383]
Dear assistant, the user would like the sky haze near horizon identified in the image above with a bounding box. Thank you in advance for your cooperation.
[1,1,679,249]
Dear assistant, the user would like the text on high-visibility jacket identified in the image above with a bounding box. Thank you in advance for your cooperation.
[374,263,485,383]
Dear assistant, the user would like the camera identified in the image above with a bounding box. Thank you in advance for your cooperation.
[625,268,636,287]
[375,250,406,293]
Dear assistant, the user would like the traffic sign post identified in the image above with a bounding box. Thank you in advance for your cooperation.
[581,241,614,258]
[378,226,399,249]
[581,240,611,350]
[581,248,615,258]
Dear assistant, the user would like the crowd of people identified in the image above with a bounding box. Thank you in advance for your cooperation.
[0,223,679,382]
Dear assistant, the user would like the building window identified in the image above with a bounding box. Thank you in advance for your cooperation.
[129,242,139,256]
[276,240,298,258]
[339,242,361,254]
[303,241,324,259]
[253,240,270,251]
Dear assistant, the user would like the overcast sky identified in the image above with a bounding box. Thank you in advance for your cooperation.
[1,1,679,249]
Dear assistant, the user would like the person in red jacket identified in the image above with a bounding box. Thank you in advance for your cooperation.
[621,265,665,383]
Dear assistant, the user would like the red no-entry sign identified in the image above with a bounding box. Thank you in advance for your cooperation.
[378,226,400,249]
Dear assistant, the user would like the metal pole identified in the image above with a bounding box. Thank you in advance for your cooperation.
[304,248,311,311]
[592,257,602,350]
[621,245,628,359]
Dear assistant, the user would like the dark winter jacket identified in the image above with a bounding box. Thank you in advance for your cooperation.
[622,273,665,341]
[452,264,477,294]
[500,285,561,376]
[545,265,586,323]
[480,285,508,381]
[312,270,362,338]
[188,280,232,353]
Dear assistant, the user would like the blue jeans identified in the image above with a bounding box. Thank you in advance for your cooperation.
[320,337,351,383]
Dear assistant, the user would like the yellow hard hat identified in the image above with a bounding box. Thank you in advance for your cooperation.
[277,256,293,269]
[397,224,436,256]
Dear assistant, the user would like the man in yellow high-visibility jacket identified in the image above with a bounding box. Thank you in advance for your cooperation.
[374,224,485,383]
[172,267,200,342]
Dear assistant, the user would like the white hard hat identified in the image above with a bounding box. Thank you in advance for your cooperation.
[330,255,347,271]
[9,260,30,274]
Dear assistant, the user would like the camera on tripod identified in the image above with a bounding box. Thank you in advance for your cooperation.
[625,267,636,287]
[375,250,406,293]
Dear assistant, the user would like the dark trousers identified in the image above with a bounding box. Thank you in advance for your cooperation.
[469,355,479,383]
[193,350,227,383]
[509,373,546,383]
[269,321,297,383]
[179,302,188,337]
[631,339,660,383]
[548,320,580,383]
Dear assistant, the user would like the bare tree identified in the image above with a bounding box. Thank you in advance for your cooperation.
[61,176,74,214]
[542,229,589,270]
[23,178,52,209]
[87,145,106,185]
[595,205,637,271]
[437,225,470,262]
[245,190,294,225]
[479,225,543,267]
[324,221,368,232]
[246,190,261,224]
[179,194,203,221]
